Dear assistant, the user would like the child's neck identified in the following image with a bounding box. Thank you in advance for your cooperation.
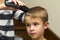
[32,36,46,40]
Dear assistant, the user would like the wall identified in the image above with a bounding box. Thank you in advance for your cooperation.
[20,0,60,38]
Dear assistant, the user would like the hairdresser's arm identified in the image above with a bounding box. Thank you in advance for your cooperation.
[0,3,17,10]
[0,0,7,10]
[0,0,25,10]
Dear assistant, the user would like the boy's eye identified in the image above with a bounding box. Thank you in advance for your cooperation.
[26,24,30,27]
[33,22,39,26]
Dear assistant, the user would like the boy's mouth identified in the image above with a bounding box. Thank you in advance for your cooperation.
[30,33,36,36]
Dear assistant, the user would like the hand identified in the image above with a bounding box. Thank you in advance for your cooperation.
[8,0,25,6]
[0,0,25,10]
[6,0,25,10]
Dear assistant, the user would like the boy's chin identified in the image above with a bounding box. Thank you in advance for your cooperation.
[30,35,38,39]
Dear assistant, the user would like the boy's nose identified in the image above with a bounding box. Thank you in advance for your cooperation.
[30,25,34,31]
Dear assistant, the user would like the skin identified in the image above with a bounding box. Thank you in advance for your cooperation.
[25,15,49,40]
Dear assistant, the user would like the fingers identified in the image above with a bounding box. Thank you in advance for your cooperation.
[16,0,25,6]
[12,0,17,4]
[11,0,25,6]
[7,0,25,10]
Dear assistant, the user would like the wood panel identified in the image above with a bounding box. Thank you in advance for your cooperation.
[14,20,31,40]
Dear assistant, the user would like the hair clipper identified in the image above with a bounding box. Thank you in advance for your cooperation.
[5,0,29,12]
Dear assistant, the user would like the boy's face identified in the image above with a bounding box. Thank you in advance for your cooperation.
[25,15,49,39]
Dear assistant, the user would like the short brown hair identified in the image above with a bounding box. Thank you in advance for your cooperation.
[24,6,48,23]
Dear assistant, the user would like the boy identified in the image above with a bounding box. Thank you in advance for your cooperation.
[0,0,25,40]
[24,6,49,40]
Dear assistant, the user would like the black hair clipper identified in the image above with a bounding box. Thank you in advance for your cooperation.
[5,0,29,12]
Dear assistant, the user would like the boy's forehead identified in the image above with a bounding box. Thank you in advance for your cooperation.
[25,16,43,23]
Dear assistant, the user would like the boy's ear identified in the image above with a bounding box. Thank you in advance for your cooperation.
[44,21,49,29]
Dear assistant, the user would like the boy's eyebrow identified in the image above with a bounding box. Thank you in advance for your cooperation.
[33,22,39,24]
[25,22,30,24]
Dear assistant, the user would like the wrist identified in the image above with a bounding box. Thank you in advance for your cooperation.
[3,3,7,7]
[3,3,9,9]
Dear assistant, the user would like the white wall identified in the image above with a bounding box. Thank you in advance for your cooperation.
[21,0,60,38]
